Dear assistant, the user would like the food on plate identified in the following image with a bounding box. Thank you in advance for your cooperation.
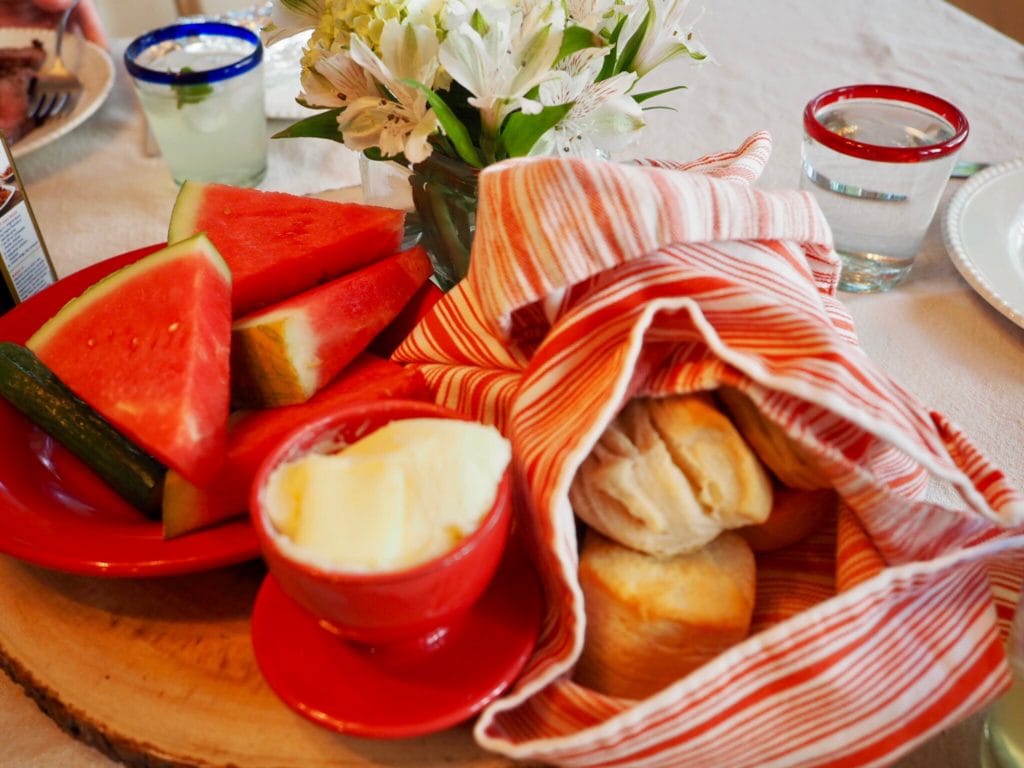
[574,529,756,700]
[161,355,431,538]
[570,393,773,557]
[0,41,45,144]
[230,246,433,408]
[264,417,512,572]
[717,387,830,490]
[737,483,838,552]
[0,185,12,210]
[0,341,165,518]
[3,179,444,537]
[26,235,232,486]
[167,181,406,315]
[368,279,444,358]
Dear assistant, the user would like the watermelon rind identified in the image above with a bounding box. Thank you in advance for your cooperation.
[26,233,233,486]
[28,234,230,350]
[166,181,204,245]
[165,181,407,316]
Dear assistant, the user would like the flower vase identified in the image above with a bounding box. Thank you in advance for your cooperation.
[360,153,478,292]
[408,155,480,292]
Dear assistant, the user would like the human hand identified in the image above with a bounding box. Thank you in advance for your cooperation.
[0,0,108,49]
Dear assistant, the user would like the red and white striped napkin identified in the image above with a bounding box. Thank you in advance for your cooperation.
[394,132,1024,767]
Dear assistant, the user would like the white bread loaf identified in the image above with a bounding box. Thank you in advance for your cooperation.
[717,387,830,490]
[575,530,756,700]
[737,484,838,551]
[569,393,773,556]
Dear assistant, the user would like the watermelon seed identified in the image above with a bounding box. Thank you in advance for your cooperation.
[168,322,180,333]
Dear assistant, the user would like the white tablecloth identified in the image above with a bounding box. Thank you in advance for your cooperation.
[2,0,1022,765]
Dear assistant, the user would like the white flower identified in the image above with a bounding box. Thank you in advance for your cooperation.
[628,0,706,77]
[565,0,625,35]
[438,0,566,137]
[531,47,643,157]
[299,49,377,109]
[270,0,708,165]
[263,0,326,45]
[345,22,441,161]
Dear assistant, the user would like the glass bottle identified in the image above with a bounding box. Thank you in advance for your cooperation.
[982,587,1024,768]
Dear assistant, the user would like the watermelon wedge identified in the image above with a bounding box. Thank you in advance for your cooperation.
[368,279,444,358]
[27,235,232,486]
[168,181,406,315]
[162,355,431,538]
[230,245,433,407]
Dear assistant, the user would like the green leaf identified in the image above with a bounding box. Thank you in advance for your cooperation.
[631,84,687,104]
[469,8,490,36]
[499,102,573,157]
[173,67,213,109]
[557,25,601,63]
[403,79,483,168]
[363,147,410,165]
[598,16,629,81]
[271,109,345,141]
[614,6,651,75]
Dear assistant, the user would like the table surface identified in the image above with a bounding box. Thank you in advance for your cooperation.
[2,0,1022,765]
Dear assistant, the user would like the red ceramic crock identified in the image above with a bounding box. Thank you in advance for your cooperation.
[250,398,513,647]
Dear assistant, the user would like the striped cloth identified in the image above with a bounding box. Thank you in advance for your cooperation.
[393,132,1024,767]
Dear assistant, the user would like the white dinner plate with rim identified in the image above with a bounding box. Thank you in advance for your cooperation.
[942,158,1024,330]
[0,27,115,159]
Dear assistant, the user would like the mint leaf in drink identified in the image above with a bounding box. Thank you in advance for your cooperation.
[173,67,213,109]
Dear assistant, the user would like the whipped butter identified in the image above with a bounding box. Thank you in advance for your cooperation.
[265,418,511,572]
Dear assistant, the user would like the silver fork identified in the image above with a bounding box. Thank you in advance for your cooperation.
[28,0,84,123]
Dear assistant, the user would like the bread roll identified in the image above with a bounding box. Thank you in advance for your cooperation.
[737,484,838,551]
[570,393,772,556]
[575,530,756,700]
[717,387,830,490]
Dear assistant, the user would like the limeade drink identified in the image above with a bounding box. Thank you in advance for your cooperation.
[126,24,267,187]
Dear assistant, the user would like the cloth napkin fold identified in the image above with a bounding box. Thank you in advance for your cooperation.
[393,132,1024,768]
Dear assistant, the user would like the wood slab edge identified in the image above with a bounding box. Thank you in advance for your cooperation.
[0,643,201,768]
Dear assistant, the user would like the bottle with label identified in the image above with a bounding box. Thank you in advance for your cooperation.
[0,133,56,313]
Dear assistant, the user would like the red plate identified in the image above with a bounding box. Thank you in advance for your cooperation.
[0,245,260,577]
[251,542,543,739]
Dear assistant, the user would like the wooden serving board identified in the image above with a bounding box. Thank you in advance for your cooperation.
[0,554,513,768]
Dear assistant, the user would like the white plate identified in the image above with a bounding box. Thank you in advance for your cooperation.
[942,158,1024,329]
[264,30,317,121]
[0,27,115,159]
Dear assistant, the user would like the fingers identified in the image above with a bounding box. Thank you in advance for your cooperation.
[72,0,109,49]
[0,1,108,49]
[28,0,109,49]
[31,0,75,11]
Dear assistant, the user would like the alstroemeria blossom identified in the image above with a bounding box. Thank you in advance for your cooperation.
[628,0,707,76]
[300,47,376,109]
[438,0,566,137]
[263,0,326,45]
[269,0,706,164]
[346,22,441,161]
[564,0,626,36]
[532,48,643,157]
